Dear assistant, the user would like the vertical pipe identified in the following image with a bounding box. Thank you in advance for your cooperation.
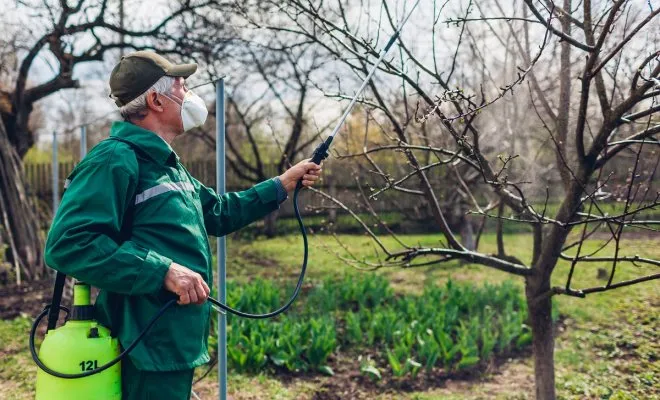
[80,125,88,160]
[216,78,227,400]
[52,131,59,213]
[119,0,125,57]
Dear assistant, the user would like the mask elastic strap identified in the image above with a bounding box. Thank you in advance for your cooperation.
[160,93,184,108]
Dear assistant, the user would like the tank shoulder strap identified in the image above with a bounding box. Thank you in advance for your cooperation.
[105,136,148,159]
[47,137,143,328]
[46,272,67,331]
[104,136,143,242]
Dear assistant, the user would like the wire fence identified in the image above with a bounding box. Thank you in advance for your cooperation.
[23,160,407,219]
[25,159,655,222]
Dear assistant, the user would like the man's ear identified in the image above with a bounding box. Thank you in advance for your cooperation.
[145,91,165,113]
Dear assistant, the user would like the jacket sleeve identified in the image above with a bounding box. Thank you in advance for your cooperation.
[197,179,280,237]
[44,161,171,295]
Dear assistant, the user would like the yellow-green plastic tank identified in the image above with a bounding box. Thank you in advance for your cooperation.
[35,282,121,400]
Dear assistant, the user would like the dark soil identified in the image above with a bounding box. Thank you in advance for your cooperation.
[0,279,54,320]
[246,340,536,400]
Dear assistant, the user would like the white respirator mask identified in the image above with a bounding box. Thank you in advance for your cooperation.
[163,91,208,132]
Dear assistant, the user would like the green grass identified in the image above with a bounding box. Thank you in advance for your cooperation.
[1,232,658,399]
[0,317,38,399]
[554,300,659,399]
[226,231,658,313]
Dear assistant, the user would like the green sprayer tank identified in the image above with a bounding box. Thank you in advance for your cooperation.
[35,282,121,399]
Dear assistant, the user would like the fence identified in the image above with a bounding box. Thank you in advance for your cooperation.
[25,159,646,222]
[23,160,407,219]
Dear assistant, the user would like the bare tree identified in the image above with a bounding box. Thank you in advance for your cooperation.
[255,1,659,398]
[182,5,335,235]
[0,0,217,280]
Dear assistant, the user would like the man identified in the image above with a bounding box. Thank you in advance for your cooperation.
[44,51,322,399]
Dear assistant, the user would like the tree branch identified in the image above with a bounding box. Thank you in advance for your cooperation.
[523,0,594,51]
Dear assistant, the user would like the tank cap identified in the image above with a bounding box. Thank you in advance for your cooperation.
[70,305,94,321]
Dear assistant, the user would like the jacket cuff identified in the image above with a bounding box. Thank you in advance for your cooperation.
[253,179,279,204]
[131,249,172,295]
[272,177,288,204]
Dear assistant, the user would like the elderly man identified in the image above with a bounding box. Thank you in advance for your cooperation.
[44,51,322,400]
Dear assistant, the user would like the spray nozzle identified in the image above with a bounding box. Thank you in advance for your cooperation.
[311,137,333,165]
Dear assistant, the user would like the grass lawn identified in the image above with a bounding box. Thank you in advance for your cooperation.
[1,232,658,399]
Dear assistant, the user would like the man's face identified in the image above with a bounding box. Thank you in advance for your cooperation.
[157,77,189,134]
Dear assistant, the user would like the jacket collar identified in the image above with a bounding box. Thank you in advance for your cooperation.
[110,121,178,165]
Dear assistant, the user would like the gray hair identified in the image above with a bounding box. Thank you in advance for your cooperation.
[119,76,176,121]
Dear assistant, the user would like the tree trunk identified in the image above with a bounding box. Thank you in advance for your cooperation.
[460,215,475,251]
[527,166,591,400]
[263,209,280,238]
[0,121,44,282]
[525,274,556,400]
[328,175,337,224]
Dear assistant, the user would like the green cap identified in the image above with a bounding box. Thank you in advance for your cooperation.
[109,51,197,107]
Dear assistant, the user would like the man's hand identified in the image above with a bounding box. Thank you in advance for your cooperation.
[278,159,323,193]
[164,263,210,305]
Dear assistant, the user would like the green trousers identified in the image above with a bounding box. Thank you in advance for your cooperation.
[122,356,194,400]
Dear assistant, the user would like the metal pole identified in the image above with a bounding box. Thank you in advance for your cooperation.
[216,78,227,400]
[52,131,59,213]
[80,125,87,160]
[119,0,125,57]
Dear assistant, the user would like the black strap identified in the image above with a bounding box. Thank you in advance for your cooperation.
[106,136,150,159]
[46,272,67,331]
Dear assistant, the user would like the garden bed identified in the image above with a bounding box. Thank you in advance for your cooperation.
[217,274,553,389]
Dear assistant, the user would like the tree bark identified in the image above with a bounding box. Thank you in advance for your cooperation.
[526,274,556,400]
[6,110,37,158]
[459,216,475,251]
[0,121,44,281]
[263,209,280,238]
[555,0,573,192]
[328,175,337,224]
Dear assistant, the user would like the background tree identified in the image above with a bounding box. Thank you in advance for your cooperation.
[252,1,659,398]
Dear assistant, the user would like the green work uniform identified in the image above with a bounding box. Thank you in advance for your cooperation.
[44,121,281,397]
[121,355,195,400]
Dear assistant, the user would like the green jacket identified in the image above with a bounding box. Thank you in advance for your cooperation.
[45,121,280,371]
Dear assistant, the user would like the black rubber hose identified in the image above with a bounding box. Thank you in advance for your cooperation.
[206,182,308,318]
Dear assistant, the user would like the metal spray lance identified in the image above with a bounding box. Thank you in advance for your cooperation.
[309,0,422,166]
